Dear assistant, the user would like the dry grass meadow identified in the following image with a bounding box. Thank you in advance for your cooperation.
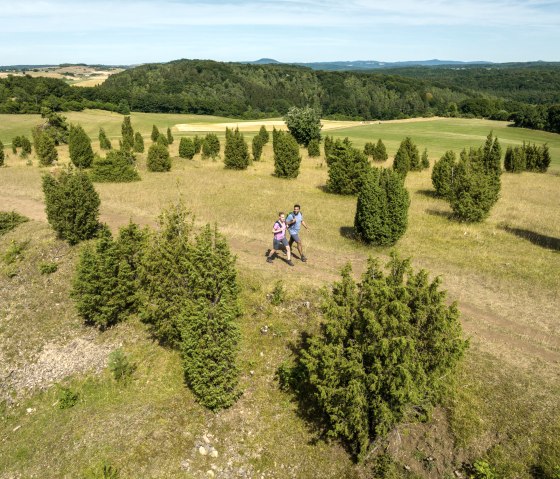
[0,111,559,478]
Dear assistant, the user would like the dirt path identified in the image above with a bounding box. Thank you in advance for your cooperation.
[3,191,559,370]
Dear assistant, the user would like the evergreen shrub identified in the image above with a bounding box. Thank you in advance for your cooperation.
[90,151,140,183]
[274,131,301,178]
[224,127,250,170]
[42,168,100,244]
[147,144,171,172]
[278,253,467,461]
[354,168,410,245]
[431,150,457,198]
[69,124,94,168]
[326,138,370,194]
[179,137,196,159]
[307,138,320,157]
[202,133,220,159]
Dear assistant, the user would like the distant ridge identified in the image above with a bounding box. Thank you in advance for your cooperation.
[246,58,493,71]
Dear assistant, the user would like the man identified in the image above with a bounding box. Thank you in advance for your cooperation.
[286,204,309,262]
[267,212,294,266]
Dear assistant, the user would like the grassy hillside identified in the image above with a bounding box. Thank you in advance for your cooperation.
[1,114,559,478]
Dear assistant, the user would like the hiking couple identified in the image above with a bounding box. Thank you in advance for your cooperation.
[267,204,309,267]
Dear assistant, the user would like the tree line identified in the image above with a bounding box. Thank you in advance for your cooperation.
[3,60,560,133]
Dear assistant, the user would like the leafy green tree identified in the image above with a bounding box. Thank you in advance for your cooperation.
[99,127,112,150]
[431,150,457,198]
[69,124,94,168]
[354,168,410,245]
[393,137,420,175]
[90,150,140,183]
[326,138,370,195]
[151,125,160,142]
[278,253,467,461]
[72,223,146,328]
[201,133,220,160]
[35,132,58,166]
[181,224,241,410]
[117,99,130,115]
[450,148,499,222]
[274,131,301,178]
[252,135,264,161]
[0,140,4,166]
[258,125,270,144]
[147,143,171,172]
[166,127,174,145]
[42,168,100,244]
[121,116,134,151]
[133,132,144,153]
[284,106,322,146]
[224,127,250,170]
[372,139,388,162]
[179,137,196,159]
[307,138,320,157]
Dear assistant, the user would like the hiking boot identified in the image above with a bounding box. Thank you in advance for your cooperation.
[265,249,271,257]
[301,255,307,262]
[287,260,294,267]
[267,257,273,264]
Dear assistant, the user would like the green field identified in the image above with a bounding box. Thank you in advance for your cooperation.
[1,112,559,478]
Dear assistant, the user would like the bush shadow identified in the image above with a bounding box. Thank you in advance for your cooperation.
[425,209,454,220]
[416,189,440,199]
[339,226,356,240]
[500,225,560,251]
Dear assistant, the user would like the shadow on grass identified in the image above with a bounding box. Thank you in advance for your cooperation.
[425,208,454,220]
[340,226,356,240]
[416,189,440,199]
[500,225,560,251]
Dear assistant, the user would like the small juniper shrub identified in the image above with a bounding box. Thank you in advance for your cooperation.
[224,127,250,170]
[274,131,301,178]
[201,133,220,160]
[432,150,458,199]
[108,348,136,382]
[307,138,320,157]
[39,261,58,275]
[91,150,140,182]
[270,280,286,306]
[252,135,264,161]
[99,127,112,150]
[354,168,410,245]
[277,253,467,461]
[326,137,370,194]
[147,143,171,172]
[133,132,144,153]
[42,167,101,244]
[151,125,160,142]
[56,385,79,409]
[179,137,196,159]
[69,124,94,168]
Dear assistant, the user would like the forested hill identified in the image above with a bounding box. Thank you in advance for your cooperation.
[1,59,560,132]
[83,59,474,119]
[379,63,560,105]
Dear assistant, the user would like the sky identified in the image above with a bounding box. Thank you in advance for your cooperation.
[1,0,559,65]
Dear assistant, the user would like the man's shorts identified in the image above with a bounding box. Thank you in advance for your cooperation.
[273,237,289,250]
[289,232,301,243]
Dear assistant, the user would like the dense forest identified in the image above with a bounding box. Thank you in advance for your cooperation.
[1,60,559,133]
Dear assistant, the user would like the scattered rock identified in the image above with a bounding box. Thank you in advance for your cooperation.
[203,434,210,444]
[259,352,264,357]
[210,449,219,458]
[206,470,215,478]
[180,460,190,471]
[13,425,21,432]
[199,446,208,456]
[249,370,254,375]
[302,301,310,309]
[454,470,463,478]
[26,407,35,414]
[404,465,411,471]
[260,325,269,334]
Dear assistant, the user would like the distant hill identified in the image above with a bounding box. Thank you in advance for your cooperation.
[246,59,492,71]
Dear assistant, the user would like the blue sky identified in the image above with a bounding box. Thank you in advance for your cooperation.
[1,0,559,65]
